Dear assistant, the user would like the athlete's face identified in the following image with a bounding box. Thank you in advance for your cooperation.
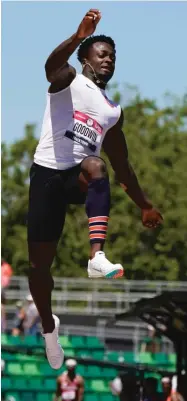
[68,367,76,376]
[162,382,171,395]
[87,42,116,83]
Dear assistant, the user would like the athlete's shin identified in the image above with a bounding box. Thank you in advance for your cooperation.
[85,177,110,259]
[28,266,54,333]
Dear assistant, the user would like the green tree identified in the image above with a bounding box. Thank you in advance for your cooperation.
[2,90,187,280]
[2,125,38,274]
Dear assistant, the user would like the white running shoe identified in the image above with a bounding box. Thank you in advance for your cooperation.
[42,315,64,369]
[87,251,124,278]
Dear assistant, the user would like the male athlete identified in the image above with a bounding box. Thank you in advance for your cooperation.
[55,359,84,401]
[27,9,163,369]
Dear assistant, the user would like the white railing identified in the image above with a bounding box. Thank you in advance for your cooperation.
[4,319,173,355]
[5,290,156,314]
[7,276,187,292]
[4,276,187,316]
[4,277,178,353]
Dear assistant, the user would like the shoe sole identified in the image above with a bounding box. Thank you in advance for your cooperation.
[105,269,124,278]
[88,269,124,279]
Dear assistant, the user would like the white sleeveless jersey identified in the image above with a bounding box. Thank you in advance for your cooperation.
[34,73,121,170]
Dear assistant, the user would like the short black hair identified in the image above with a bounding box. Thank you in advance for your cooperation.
[77,34,116,64]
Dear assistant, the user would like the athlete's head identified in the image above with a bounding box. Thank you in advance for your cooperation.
[161,377,172,396]
[65,359,77,376]
[77,35,116,85]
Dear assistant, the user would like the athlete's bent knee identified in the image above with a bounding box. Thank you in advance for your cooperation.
[28,242,57,270]
[81,156,107,180]
[28,265,54,292]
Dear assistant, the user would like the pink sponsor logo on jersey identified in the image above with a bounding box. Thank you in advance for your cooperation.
[73,111,103,135]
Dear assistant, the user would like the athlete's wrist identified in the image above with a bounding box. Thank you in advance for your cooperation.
[140,200,153,210]
[130,192,153,210]
[75,31,87,41]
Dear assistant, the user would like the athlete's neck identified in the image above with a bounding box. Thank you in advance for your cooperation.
[82,69,106,90]
[68,372,76,381]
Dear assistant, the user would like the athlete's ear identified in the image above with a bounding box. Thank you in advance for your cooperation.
[82,59,87,70]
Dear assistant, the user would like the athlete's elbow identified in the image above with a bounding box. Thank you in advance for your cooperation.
[44,62,54,83]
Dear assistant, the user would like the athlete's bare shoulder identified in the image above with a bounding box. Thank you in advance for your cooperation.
[76,374,84,384]
[58,371,67,381]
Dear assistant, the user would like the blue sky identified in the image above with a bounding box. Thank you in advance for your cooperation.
[2,1,187,143]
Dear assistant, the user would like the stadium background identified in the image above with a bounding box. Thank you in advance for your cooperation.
[2,276,187,401]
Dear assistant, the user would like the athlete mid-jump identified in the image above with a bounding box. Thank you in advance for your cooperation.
[27,9,163,369]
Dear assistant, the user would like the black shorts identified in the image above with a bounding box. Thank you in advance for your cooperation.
[27,162,86,242]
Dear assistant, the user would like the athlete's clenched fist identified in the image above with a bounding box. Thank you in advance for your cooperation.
[76,9,101,39]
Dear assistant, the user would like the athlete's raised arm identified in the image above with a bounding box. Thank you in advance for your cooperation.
[45,9,101,89]
[102,110,163,229]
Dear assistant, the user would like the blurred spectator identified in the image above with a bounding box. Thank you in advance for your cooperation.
[162,375,185,401]
[55,358,84,401]
[1,359,6,376]
[23,294,40,335]
[143,377,162,401]
[170,393,184,401]
[161,377,172,401]
[12,301,26,337]
[1,358,6,401]
[110,375,122,396]
[1,259,13,288]
[1,289,7,333]
[110,372,140,401]
[140,325,162,353]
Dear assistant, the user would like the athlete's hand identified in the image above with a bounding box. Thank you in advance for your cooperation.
[76,9,101,39]
[141,207,163,229]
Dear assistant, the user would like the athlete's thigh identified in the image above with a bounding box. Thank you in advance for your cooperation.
[27,163,67,243]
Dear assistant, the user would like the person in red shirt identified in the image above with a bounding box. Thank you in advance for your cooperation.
[1,259,12,288]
